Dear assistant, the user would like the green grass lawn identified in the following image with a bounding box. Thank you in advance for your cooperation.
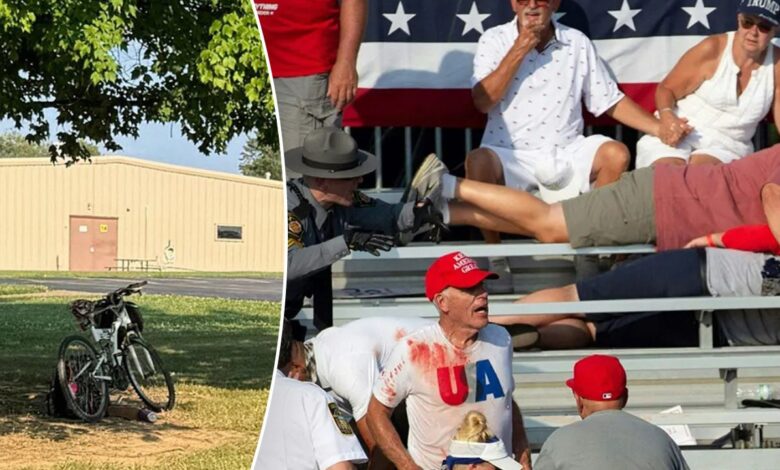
[0,284,48,296]
[0,294,281,469]
[0,271,282,280]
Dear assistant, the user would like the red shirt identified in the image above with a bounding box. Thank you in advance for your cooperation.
[653,145,780,250]
[256,0,340,78]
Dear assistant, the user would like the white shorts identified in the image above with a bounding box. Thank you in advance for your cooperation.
[483,134,613,195]
[635,132,750,168]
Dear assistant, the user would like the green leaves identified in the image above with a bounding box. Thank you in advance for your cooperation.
[240,133,281,180]
[1,0,277,163]
[0,132,99,160]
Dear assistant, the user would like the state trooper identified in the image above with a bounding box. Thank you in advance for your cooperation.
[285,127,444,339]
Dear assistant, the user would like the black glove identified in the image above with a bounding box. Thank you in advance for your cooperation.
[343,227,395,256]
[411,199,448,243]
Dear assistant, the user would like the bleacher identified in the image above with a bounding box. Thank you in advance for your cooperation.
[299,240,780,468]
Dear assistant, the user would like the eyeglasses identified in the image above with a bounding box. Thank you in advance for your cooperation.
[740,16,774,34]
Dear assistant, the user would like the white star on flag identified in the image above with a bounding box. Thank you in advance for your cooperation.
[608,0,641,32]
[682,0,716,29]
[383,1,415,36]
[456,2,490,36]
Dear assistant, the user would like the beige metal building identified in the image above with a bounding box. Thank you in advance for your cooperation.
[0,156,284,272]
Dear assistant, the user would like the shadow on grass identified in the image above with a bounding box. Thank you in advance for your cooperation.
[0,413,195,441]
[0,295,280,423]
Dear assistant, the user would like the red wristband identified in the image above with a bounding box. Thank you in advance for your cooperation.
[706,234,715,247]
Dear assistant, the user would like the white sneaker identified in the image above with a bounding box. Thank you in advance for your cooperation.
[486,256,514,294]
[398,155,449,245]
[402,153,448,204]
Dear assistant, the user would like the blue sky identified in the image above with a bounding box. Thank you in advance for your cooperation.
[108,122,248,175]
[1,113,249,175]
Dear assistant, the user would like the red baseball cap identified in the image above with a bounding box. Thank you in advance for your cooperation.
[565,354,627,401]
[424,251,498,300]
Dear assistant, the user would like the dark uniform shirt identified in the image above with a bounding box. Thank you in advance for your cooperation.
[286,178,414,333]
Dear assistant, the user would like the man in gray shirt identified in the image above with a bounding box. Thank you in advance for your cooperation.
[535,355,689,470]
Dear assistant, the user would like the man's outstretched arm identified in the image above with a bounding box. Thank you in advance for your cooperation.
[365,397,421,470]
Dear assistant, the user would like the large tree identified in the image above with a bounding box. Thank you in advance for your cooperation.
[240,133,281,180]
[0,0,276,163]
[0,132,98,159]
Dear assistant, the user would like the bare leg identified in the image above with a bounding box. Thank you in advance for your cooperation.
[491,285,580,326]
[651,157,686,166]
[538,319,594,349]
[689,153,722,165]
[451,178,569,242]
[490,284,595,349]
[465,147,505,243]
[590,141,630,188]
[449,202,534,235]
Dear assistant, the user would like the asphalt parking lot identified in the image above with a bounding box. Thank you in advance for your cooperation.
[0,277,283,302]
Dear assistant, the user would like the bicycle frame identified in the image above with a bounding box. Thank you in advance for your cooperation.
[86,299,144,383]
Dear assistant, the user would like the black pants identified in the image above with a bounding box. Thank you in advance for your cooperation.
[577,249,707,348]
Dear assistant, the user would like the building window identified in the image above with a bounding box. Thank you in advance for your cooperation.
[217,225,243,241]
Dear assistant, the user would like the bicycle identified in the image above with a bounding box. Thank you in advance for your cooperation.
[57,281,175,422]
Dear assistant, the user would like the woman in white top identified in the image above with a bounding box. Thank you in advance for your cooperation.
[636,1,780,168]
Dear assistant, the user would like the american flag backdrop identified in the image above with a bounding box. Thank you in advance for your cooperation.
[333,0,744,128]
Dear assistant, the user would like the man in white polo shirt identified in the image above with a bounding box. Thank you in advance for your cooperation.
[467,0,687,271]
[254,320,367,470]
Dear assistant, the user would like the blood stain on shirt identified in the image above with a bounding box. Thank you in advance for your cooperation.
[382,385,396,400]
[394,328,407,341]
[407,339,468,384]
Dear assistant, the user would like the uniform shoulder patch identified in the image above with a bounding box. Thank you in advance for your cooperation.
[288,212,304,249]
[328,402,354,435]
[352,190,376,208]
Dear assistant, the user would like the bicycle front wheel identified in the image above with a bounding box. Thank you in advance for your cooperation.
[56,335,109,422]
[124,337,175,412]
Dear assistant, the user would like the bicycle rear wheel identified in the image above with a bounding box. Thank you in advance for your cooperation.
[124,336,175,412]
[56,335,109,422]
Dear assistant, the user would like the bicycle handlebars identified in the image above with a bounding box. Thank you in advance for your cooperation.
[109,280,148,301]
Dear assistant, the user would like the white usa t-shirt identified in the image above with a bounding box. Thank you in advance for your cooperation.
[311,316,433,420]
[373,323,515,470]
[254,370,367,470]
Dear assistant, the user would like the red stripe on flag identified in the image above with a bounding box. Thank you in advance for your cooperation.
[343,83,659,128]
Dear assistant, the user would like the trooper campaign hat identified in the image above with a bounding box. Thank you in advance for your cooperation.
[285,127,378,179]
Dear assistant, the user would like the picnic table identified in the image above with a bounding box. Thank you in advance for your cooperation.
[112,258,156,272]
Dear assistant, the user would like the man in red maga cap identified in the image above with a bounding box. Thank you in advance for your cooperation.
[365,251,531,470]
[535,355,689,470]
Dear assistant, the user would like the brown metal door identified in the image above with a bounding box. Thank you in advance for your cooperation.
[69,216,118,271]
